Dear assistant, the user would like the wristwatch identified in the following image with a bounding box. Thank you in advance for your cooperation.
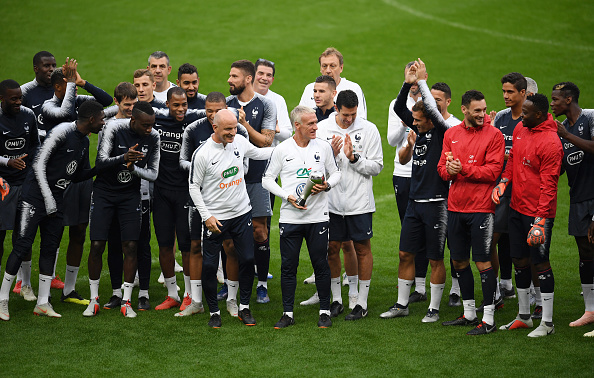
[350,153,360,164]
[325,183,331,192]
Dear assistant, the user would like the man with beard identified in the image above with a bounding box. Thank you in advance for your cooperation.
[176,63,206,110]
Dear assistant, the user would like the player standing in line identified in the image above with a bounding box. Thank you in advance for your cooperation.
[437,90,505,335]
[176,63,206,110]
[0,99,104,320]
[189,109,273,328]
[133,69,167,109]
[551,82,594,331]
[494,93,563,337]
[83,101,160,318]
[21,51,56,131]
[148,51,177,103]
[262,105,341,329]
[0,80,40,302]
[313,75,337,122]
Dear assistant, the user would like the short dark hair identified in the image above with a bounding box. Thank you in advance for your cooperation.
[132,101,154,118]
[411,100,429,118]
[177,63,198,80]
[431,82,452,99]
[335,90,358,110]
[255,58,275,77]
[78,100,104,120]
[552,81,580,104]
[0,79,21,97]
[461,90,485,107]
[114,82,137,102]
[526,93,549,115]
[148,51,170,66]
[405,61,415,69]
[231,60,255,80]
[33,51,54,67]
[205,91,226,104]
[167,87,187,102]
[315,75,336,90]
[501,72,527,92]
[50,67,65,87]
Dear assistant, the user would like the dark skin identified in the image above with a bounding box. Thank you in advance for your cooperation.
[34,56,57,87]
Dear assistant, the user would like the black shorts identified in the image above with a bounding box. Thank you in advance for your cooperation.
[62,179,92,226]
[246,182,272,218]
[329,212,373,242]
[568,199,594,237]
[0,184,21,230]
[448,211,493,262]
[12,200,64,261]
[202,211,253,261]
[89,189,141,241]
[399,200,447,260]
[153,185,191,251]
[188,203,202,241]
[392,175,411,222]
[508,208,554,264]
[493,196,510,234]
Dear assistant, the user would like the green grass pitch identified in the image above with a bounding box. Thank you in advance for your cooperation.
[1,0,594,376]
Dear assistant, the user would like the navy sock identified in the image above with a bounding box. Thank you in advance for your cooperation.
[479,267,496,306]
[514,265,531,289]
[579,259,593,285]
[538,268,555,293]
[456,265,474,301]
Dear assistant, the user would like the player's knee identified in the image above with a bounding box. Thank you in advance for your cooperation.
[399,250,414,264]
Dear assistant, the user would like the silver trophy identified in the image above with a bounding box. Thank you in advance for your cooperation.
[296,171,325,207]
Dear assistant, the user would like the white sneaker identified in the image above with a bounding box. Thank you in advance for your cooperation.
[0,299,9,321]
[499,315,533,330]
[226,299,238,317]
[303,272,316,284]
[174,301,205,317]
[300,292,319,306]
[20,285,37,301]
[121,300,137,318]
[83,297,100,317]
[527,322,555,337]
[348,294,358,310]
[216,266,224,284]
[158,272,165,284]
[342,272,348,287]
[34,302,61,318]
[174,260,183,273]
[584,329,594,337]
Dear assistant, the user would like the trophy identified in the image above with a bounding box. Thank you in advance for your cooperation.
[296,171,325,207]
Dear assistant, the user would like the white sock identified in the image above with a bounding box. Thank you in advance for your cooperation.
[183,274,191,298]
[90,279,100,299]
[517,288,530,315]
[429,283,445,311]
[138,289,149,299]
[210,310,221,316]
[37,274,52,305]
[164,276,180,301]
[0,272,16,300]
[319,309,330,316]
[582,283,594,312]
[257,280,267,289]
[284,311,294,318]
[191,280,202,303]
[495,278,501,300]
[541,292,554,323]
[450,277,460,295]
[52,248,59,278]
[63,265,79,295]
[482,304,495,326]
[331,277,342,303]
[112,288,122,298]
[415,277,426,294]
[347,275,358,296]
[357,280,370,309]
[501,278,512,290]
[239,303,249,311]
[535,287,542,306]
[122,282,133,302]
[21,261,32,286]
[463,299,477,320]
[397,278,413,307]
[16,266,22,282]
[227,280,238,301]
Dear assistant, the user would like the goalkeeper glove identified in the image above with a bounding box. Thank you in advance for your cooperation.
[491,178,509,204]
[0,177,9,201]
[527,217,546,246]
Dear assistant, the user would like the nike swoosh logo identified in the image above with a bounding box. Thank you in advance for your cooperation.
[212,161,219,165]
[367,230,372,235]
[286,158,294,162]
[38,307,48,314]
[319,228,328,235]
[479,225,488,229]
[32,104,40,109]
[499,125,507,129]
[516,137,521,140]
[118,145,127,149]
[247,220,252,226]
[67,149,74,152]
[2,131,9,135]
[434,225,439,229]
[544,298,551,301]
[451,141,459,143]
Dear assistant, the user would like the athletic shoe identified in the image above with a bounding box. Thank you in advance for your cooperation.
[208,313,222,328]
[379,303,409,319]
[527,322,555,337]
[569,311,594,327]
[499,315,533,330]
[531,305,542,319]
[138,297,151,311]
[476,296,504,312]
[345,304,368,321]
[500,285,516,299]
[226,299,238,317]
[50,275,65,290]
[0,299,9,321]
[348,294,358,310]
[584,329,594,337]
[267,272,273,279]
[300,292,319,306]
[20,285,37,302]
[157,272,165,284]
[174,301,204,317]
[34,302,61,318]
[256,286,270,304]
[303,272,316,284]
[421,309,440,323]
[318,313,332,328]
[274,314,295,329]
[448,293,462,307]
[103,295,121,310]
[83,297,100,317]
[467,321,496,335]
[12,280,21,294]
[330,301,344,318]
[120,300,137,318]
[155,296,180,310]
[408,291,427,303]
[174,260,183,273]
[61,290,89,305]
[217,284,228,301]
[180,294,192,311]
[442,314,480,326]
[238,308,256,326]
[342,272,348,286]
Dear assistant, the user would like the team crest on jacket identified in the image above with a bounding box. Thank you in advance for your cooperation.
[66,160,78,175]
[234,149,240,158]
[252,108,259,119]
[314,152,320,162]
[117,170,132,183]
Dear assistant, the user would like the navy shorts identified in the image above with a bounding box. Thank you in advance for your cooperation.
[202,211,253,262]
[399,200,447,260]
[568,199,594,237]
[62,179,92,226]
[0,184,21,230]
[392,175,411,222]
[89,189,141,241]
[246,182,272,218]
[508,208,554,264]
[153,185,191,251]
[447,211,493,262]
[493,195,510,234]
[329,212,373,242]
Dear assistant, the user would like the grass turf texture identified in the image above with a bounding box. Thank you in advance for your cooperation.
[1,0,594,376]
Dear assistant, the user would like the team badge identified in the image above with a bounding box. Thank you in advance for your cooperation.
[314,152,320,162]
[66,160,78,175]
[117,170,133,183]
